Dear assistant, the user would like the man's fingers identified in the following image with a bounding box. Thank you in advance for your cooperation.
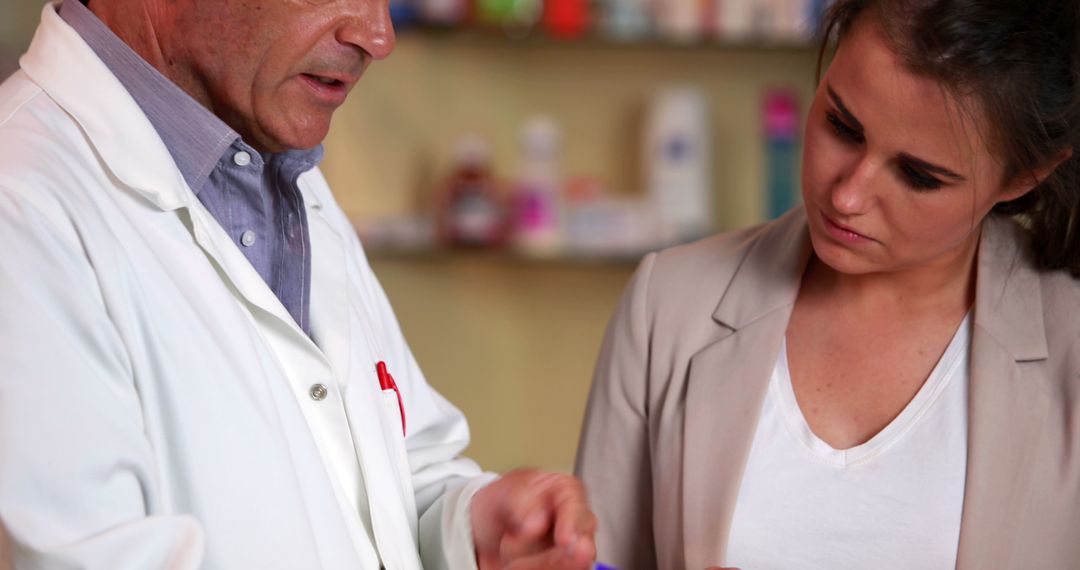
[471,468,598,569]
[504,542,593,570]
[549,477,597,550]
[502,474,596,562]
[473,469,558,551]
[502,471,561,536]
[498,526,552,561]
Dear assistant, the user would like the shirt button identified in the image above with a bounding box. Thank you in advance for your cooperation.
[309,384,328,401]
[233,151,252,167]
[240,230,256,247]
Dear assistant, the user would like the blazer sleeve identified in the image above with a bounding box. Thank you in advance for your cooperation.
[575,252,658,570]
[0,189,204,569]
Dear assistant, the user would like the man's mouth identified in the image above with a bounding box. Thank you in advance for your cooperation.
[297,72,355,105]
[302,73,345,88]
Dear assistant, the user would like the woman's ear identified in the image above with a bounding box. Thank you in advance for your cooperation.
[1000,147,1074,203]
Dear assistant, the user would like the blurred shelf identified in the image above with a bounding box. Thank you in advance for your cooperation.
[396,25,821,52]
[365,246,646,268]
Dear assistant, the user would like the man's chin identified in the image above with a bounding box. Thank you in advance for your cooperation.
[254,121,331,153]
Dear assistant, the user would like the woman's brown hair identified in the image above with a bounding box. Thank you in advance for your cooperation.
[818,0,1080,274]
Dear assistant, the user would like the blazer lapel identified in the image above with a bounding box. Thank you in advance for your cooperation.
[682,311,792,569]
[682,211,810,569]
[956,217,1051,569]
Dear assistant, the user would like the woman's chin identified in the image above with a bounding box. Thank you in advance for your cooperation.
[808,231,882,276]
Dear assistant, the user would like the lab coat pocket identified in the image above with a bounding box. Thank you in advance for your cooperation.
[380,389,419,533]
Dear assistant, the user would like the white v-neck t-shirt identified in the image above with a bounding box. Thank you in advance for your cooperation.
[725,314,972,570]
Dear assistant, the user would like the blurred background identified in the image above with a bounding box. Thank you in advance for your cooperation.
[0,0,826,473]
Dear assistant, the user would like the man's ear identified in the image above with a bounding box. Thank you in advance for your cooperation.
[999,147,1074,203]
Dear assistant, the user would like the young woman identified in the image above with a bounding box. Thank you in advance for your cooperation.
[575,1,1080,569]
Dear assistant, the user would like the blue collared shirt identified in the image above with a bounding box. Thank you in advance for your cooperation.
[60,0,317,334]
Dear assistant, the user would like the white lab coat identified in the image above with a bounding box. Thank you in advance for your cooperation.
[0,5,493,569]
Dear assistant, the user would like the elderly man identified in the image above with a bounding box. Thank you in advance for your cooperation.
[0,1,596,568]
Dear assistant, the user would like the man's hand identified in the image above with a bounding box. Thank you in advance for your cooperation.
[471,469,597,570]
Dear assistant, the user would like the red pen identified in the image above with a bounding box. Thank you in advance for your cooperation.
[376,361,406,436]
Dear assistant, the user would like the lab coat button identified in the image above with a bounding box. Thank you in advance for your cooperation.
[240,230,256,247]
[309,384,328,401]
[233,151,252,167]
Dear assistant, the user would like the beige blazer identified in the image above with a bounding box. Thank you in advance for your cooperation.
[576,209,1080,570]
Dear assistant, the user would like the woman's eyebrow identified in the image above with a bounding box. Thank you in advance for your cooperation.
[828,83,967,182]
[898,152,967,181]
[827,85,864,134]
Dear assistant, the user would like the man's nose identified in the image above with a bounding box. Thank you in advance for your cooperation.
[337,0,396,61]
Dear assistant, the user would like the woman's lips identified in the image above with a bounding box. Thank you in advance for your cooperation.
[821,212,873,244]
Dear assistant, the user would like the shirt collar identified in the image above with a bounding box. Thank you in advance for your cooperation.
[58,0,322,192]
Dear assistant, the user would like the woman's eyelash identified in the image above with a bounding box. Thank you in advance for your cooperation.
[825,111,865,144]
[899,162,945,191]
[824,109,947,192]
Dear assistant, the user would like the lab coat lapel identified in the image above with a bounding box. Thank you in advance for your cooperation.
[305,192,354,386]
[682,211,810,568]
[185,158,421,570]
[25,3,316,349]
[20,3,189,211]
[956,217,1051,569]
[183,200,321,351]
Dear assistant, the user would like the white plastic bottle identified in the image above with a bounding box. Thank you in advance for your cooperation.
[642,88,712,246]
